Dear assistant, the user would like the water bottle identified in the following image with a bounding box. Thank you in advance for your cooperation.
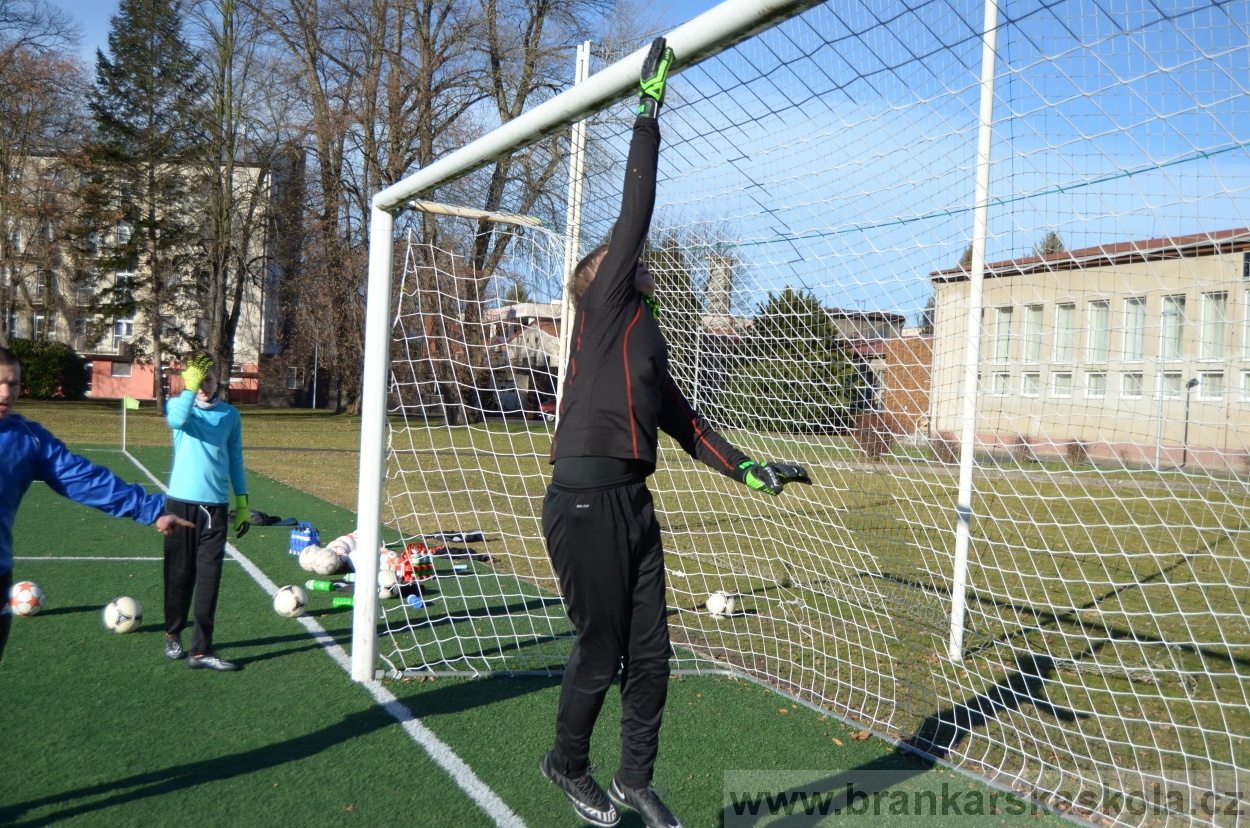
[406,594,424,609]
[305,579,340,592]
[332,596,354,609]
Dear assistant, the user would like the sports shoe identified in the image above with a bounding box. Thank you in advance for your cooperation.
[163,634,185,660]
[540,750,619,827]
[188,652,241,672]
[609,777,684,828]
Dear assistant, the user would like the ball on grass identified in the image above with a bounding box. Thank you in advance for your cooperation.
[9,581,44,617]
[705,591,736,618]
[310,545,343,576]
[377,568,400,599]
[298,544,320,572]
[102,596,143,633]
[273,585,308,618]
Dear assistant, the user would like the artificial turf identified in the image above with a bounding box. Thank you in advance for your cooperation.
[0,432,1074,826]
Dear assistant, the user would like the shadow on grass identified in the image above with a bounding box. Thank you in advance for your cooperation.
[0,677,547,826]
[719,653,1083,827]
[30,605,99,617]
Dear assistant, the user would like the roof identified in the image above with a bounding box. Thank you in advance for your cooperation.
[826,308,907,324]
[930,228,1250,283]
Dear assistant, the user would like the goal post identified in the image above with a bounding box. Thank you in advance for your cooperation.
[354,0,1250,822]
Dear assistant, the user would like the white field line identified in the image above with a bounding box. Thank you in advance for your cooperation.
[119,449,525,828]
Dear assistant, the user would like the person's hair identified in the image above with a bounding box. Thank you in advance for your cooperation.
[0,346,18,371]
[571,244,610,306]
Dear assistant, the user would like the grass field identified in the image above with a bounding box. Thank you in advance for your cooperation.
[0,400,1083,827]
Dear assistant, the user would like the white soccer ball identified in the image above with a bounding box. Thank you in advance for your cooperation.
[273,585,308,618]
[9,581,44,617]
[298,544,320,572]
[341,533,358,554]
[377,568,400,599]
[326,538,351,558]
[102,596,143,633]
[705,591,737,618]
[380,548,401,572]
[310,545,343,576]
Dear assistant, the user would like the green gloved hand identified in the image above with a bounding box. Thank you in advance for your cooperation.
[182,353,214,394]
[735,460,812,496]
[233,494,250,538]
[637,37,675,118]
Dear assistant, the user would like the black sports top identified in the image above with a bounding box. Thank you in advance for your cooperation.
[551,116,748,480]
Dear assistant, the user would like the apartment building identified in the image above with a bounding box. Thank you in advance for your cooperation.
[929,228,1250,468]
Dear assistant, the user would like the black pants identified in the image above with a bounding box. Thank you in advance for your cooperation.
[542,478,671,790]
[0,568,11,661]
[163,498,228,656]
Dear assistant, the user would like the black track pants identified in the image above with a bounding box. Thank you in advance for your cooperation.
[0,568,11,661]
[163,498,228,656]
[542,478,671,790]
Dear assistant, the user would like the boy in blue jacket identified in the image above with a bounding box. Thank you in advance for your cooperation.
[0,347,192,662]
[162,351,250,672]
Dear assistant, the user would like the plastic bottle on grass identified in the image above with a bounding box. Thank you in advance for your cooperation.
[406,595,424,609]
[332,596,354,609]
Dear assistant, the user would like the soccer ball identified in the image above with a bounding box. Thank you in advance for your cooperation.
[379,548,401,572]
[705,591,736,618]
[326,538,351,558]
[102,596,143,633]
[273,585,308,618]
[377,568,400,599]
[340,533,358,554]
[298,544,320,572]
[310,545,343,576]
[9,581,44,617]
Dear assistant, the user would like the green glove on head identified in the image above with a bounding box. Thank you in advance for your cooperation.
[182,352,215,394]
[637,37,675,118]
[233,494,250,538]
[735,460,812,496]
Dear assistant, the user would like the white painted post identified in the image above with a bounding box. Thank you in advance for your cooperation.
[947,0,1001,662]
[352,205,395,681]
[555,41,592,426]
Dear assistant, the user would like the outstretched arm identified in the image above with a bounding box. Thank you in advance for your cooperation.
[657,372,812,495]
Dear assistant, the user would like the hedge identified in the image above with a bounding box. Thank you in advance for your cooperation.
[7,338,89,400]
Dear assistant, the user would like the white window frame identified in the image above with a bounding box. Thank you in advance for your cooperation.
[1201,291,1228,361]
[992,371,1010,396]
[1198,371,1223,401]
[1086,371,1107,398]
[1159,371,1182,400]
[1054,303,1076,363]
[110,361,132,377]
[1124,297,1146,362]
[1087,300,1110,363]
[1161,295,1185,361]
[1023,304,1042,363]
[1051,371,1072,398]
[1022,372,1040,398]
[1242,370,1250,402]
[1122,372,1144,399]
[993,306,1012,363]
[285,366,305,390]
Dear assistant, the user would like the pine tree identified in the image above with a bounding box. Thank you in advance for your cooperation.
[83,0,206,409]
[713,288,858,433]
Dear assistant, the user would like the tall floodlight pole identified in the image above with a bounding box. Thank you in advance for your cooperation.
[947,0,1002,662]
[351,206,394,681]
[555,41,592,428]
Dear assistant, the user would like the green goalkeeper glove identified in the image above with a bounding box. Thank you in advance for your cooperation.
[233,494,250,538]
[637,37,675,118]
[735,460,812,496]
[182,353,214,394]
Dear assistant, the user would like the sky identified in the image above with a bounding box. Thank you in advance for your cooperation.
[52,0,725,63]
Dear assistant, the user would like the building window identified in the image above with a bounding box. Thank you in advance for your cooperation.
[1052,371,1072,398]
[1242,371,1250,402]
[1022,372,1040,397]
[116,222,132,245]
[992,372,1010,396]
[1122,372,1144,399]
[1159,371,1182,399]
[1024,304,1042,362]
[1243,251,1249,281]
[993,306,1012,363]
[32,313,52,340]
[110,361,132,377]
[1087,300,1110,362]
[1124,297,1146,361]
[1054,303,1076,362]
[1198,372,1223,401]
[1201,291,1228,360]
[1161,295,1185,360]
[112,317,134,350]
[285,366,304,390]
[1086,372,1107,398]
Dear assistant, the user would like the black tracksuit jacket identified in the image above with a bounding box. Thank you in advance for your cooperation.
[551,116,749,478]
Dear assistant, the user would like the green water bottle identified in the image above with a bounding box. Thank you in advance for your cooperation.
[332,596,354,609]
[305,579,339,592]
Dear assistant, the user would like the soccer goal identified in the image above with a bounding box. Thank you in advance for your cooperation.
[354,0,1250,823]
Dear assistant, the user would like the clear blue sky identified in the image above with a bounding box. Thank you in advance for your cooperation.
[53,0,724,63]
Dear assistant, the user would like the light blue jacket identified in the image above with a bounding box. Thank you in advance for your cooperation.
[0,414,164,576]
[166,391,247,505]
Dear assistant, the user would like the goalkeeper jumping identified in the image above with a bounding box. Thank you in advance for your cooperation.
[540,38,810,828]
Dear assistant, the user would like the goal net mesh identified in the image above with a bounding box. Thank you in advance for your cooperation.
[375,1,1249,823]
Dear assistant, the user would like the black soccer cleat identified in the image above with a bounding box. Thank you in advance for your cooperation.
[188,652,241,672]
[540,750,619,827]
[609,777,684,828]
[163,633,185,660]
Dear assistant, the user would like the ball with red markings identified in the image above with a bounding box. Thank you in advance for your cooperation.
[9,581,44,617]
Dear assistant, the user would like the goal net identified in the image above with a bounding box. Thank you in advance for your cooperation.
[357,0,1250,824]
